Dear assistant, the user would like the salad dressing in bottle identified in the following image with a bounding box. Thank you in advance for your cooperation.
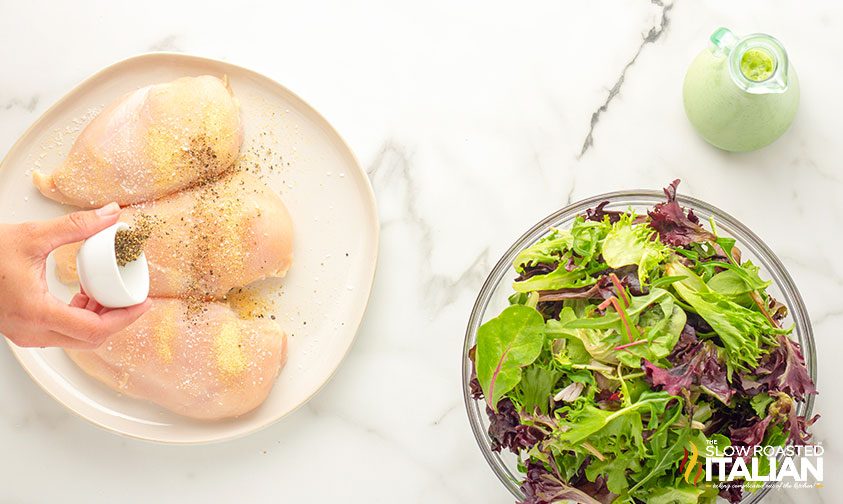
[683,27,799,152]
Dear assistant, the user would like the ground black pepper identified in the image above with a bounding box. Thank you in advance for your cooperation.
[114,214,156,267]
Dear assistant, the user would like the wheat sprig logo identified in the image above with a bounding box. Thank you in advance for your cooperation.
[680,441,704,485]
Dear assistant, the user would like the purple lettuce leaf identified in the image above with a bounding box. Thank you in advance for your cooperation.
[719,483,745,504]
[643,334,734,404]
[520,460,609,504]
[469,375,483,401]
[537,282,609,302]
[729,415,773,447]
[468,346,484,400]
[667,324,700,363]
[642,360,693,397]
[647,179,716,247]
[766,335,817,398]
[594,387,623,411]
[535,266,643,321]
[729,393,818,449]
[783,412,819,446]
[768,393,819,446]
[684,311,714,336]
[768,296,788,325]
[469,347,549,453]
[515,262,559,281]
[606,265,645,296]
[486,398,547,453]
[743,335,816,400]
[725,414,774,504]
[584,201,623,224]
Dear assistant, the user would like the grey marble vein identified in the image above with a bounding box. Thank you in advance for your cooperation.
[780,253,843,289]
[565,178,577,205]
[2,96,39,112]
[12,407,71,431]
[799,156,842,185]
[811,306,843,326]
[577,0,674,159]
[431,404,457,426]
[426,248,491,311]
[148,34,181,52]
[368,140,491,312]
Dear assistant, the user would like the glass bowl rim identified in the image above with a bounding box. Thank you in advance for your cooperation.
[461,189,817,503]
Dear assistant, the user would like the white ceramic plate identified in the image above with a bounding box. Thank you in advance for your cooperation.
[0,54,379,444]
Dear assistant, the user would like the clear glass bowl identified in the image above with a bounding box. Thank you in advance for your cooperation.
[461,190,817,503]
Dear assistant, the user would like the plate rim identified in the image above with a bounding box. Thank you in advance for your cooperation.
[1,51,380,445]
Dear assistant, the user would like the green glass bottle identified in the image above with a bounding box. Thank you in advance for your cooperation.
[683,27,799,152]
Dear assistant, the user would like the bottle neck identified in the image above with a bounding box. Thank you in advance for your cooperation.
[710,28,790,94]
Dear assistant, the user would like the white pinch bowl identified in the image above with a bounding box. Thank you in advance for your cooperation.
[76,222,150,308]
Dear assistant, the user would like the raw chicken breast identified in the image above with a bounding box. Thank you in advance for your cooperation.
[52,171,294,299]
[34,75,242,207]
[66,299,287,419]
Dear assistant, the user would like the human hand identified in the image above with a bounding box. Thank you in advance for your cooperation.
[0,203,151,349]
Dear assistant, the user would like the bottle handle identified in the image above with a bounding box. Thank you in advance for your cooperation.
[710,27,738,56]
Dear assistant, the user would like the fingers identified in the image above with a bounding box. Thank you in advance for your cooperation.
[70,291,102,313]
[69,292,89,309]
[43,331,102,349]
[19,295,150,349]
[45,303,110,344]
[98,299,152,329]
[6,329,100,350]
[45,298,150,345]
[32,202,122,254]
[84,295,101,313]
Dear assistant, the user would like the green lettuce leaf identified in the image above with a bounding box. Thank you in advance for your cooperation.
[666,262,787,373]
[586,455,641,495]
[646,487,707,504]
[628,423,689,498]
[548,308,593,365]
[705,260,770,308]
[549,288,685,367]
[553,391,675,447]
[513,366,560,415]
[601,213,670,284]
[570,217,612,265]
[513,228,572,273]
[751,392,774,417]
[475,305,545,410]
[512,263,596,293]
[544,391,682,497]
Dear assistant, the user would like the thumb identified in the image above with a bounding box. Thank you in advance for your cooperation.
[36,202,122,253]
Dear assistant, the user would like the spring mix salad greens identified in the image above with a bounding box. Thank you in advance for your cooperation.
[469,181,817,504]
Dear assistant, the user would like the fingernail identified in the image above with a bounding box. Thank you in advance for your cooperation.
[95,202,120,216]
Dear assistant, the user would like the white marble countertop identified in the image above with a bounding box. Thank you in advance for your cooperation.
[0,0,838,502]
